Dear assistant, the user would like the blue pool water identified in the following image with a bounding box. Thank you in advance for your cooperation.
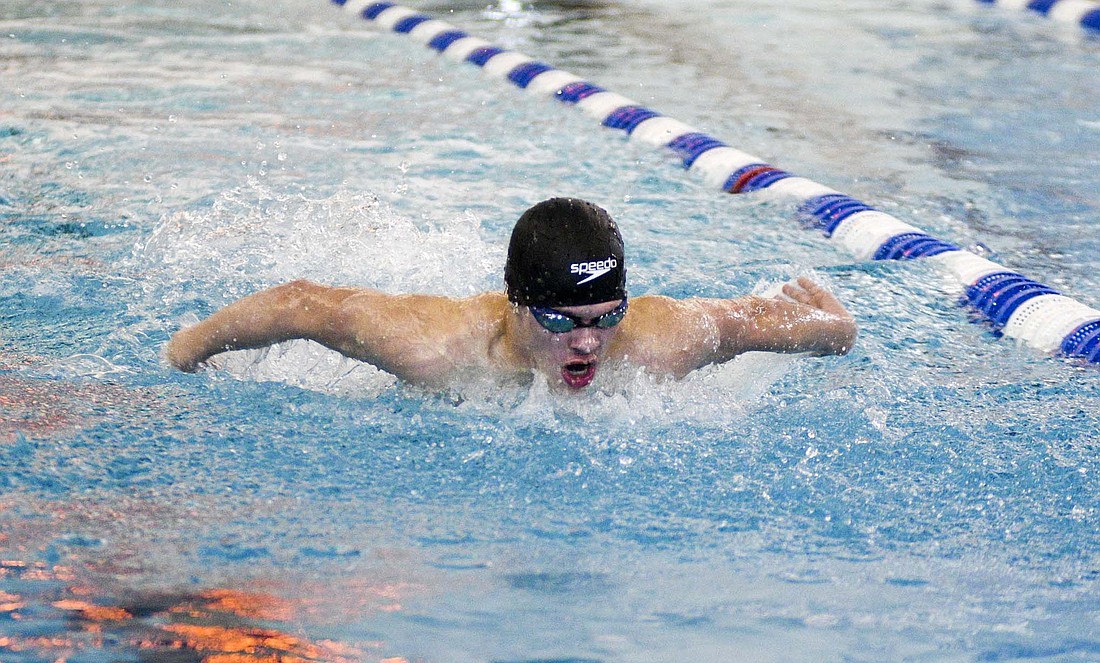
[2,0,1099,661]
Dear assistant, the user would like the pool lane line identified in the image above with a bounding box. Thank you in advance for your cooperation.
[331,1,1100,365]
[975,0,1100,33]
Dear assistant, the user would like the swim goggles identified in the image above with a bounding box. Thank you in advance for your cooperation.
[528,299,628,334]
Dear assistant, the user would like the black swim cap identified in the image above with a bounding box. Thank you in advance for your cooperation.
[505,198,627,308]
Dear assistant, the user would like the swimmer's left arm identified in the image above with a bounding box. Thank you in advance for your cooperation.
[709,277,857,360]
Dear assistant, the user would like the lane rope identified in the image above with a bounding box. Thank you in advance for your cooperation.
[331,0,1100,365]
[975,0,1100,33]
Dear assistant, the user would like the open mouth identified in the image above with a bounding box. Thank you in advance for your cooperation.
[561,361,597,389]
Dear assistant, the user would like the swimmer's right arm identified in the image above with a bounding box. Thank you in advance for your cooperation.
[165,280,363,372]
[165,280,483,386]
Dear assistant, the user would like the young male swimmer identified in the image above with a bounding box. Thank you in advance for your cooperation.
[165,197,857,391]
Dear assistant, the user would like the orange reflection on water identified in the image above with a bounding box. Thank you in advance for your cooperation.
[154,623,348,663]
[0,564,407,663]
[0,590,26,613]
[52,599,134,622]
[192,588,297,622]
[0,559,76,582]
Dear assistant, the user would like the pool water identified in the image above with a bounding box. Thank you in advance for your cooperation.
[2,0,1099,661]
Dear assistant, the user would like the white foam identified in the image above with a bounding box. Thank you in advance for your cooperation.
[140,181,502,390]
[138,180,499,295]
[43,354,134,379]
[456,279,799,428]
[450,350,794,432]
[212,342,397,398]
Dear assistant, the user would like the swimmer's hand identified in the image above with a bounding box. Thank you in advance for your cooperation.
[164,327,206,373]
[779,277,857,355]
[781,277,850,317]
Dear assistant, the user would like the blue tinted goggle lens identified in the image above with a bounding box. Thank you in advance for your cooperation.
[529,300,628,334]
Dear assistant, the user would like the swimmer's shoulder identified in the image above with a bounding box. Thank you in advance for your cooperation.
[613,294,725,377]
[461,292,530,376]
[340,291,516,386]
[621,293,712,325]
[338,289,507,317]
[442,291,513,346]
[452,292,511,326]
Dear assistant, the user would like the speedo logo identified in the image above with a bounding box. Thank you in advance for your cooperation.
[570,257,618,285]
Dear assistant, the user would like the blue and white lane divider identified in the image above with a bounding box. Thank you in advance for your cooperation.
[975,0,1100,33]
[331,1,1100,365]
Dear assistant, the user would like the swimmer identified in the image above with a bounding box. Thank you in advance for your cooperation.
[165,197,857,391]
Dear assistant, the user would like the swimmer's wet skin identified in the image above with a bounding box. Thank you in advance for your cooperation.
[165,198,857,391]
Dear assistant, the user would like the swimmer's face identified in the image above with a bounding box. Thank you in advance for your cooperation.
[518,299,626,391]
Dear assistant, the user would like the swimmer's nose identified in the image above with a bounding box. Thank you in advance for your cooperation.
[569,328,601,355]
